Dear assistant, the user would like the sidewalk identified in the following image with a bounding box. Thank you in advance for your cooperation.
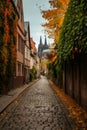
[0,79,38,114]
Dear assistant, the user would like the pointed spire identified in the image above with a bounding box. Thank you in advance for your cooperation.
[39,36,42,45]
[44,35,47,45]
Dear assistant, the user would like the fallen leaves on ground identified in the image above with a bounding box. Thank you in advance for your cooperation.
[49,81,87,129]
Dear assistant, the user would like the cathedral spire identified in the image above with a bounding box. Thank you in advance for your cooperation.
[38,36,43,59]
[39,36,43,45]
[44,35,47,45]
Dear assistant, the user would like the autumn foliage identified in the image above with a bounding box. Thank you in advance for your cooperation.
[50,81,87,129]
[41,0,69,43]
[0,0,18,93]
[41,0,69,72]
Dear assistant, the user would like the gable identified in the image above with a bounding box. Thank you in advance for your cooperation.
[13,0,24,21]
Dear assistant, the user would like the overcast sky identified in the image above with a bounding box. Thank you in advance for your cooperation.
[23,0,53,48]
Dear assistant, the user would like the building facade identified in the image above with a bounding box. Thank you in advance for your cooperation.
[30,38,37,69]
[13,0,25,87]
[24,22,31,83]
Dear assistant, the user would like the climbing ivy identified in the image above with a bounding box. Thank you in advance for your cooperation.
[0,0,18,94]
[58,0,87,63]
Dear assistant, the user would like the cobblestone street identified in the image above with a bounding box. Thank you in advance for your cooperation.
[0,76,76,130]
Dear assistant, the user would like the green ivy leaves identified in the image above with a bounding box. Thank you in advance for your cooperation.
[58,0,87,62]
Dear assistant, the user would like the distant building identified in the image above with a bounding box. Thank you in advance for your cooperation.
[30,38,38,69]
[24,22,31,83]
[38,36,49,75]
[38,36,49,59]
[30,38,40,77]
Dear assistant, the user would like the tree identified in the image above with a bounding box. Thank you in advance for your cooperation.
[41,0,69,43]
[41,0,69,75]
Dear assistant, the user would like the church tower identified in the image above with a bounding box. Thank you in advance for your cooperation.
[38,35,49,59]
[43,35,48,50]
[45,35,47,45]
[38,36,43,59]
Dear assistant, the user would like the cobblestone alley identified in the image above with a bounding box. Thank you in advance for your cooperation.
[0,76,76,130]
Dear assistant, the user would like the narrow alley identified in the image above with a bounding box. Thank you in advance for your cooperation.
[0,76,76,130]
[1,0,87,129]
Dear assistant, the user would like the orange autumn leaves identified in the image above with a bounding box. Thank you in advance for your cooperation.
[49,0,68,9]
[47,50,57,64]
[4,0,14,45]
[42,0,69,42]
[41,0,69,63]
[49,81,87,129]
[0,0,18,74]
[4,8,10,45]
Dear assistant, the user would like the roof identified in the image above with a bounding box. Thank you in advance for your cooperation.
[30,38,35,49]
[43,49,51,53]
[24,22,29,32]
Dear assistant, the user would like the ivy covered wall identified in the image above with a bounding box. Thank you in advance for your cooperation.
[58,0,87,62]
[57,0,87,110]
[0,0,18,94]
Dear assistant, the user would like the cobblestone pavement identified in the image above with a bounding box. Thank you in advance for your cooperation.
[0,76,76,130]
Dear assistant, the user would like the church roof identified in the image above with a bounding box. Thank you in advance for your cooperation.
[43,49,51,53]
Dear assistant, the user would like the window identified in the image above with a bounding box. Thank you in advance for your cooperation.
[18,34,24,54]
[18,63,21,76]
